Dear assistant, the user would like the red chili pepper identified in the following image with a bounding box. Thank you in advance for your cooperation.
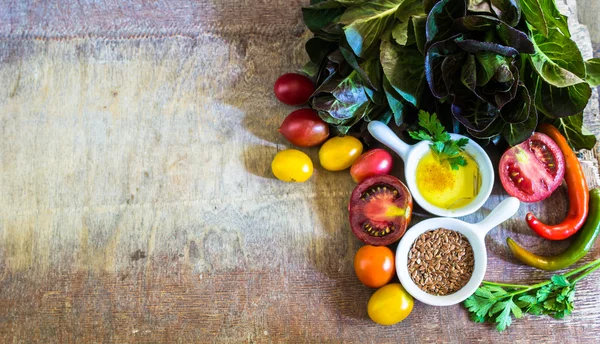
[525,124,589,240]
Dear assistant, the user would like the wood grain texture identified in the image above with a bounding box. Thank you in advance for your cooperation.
[0,1,599,343]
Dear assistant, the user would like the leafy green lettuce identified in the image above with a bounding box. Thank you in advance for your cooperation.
[300,0,597,150]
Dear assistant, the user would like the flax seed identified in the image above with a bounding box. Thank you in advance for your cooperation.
[407,228,475,296]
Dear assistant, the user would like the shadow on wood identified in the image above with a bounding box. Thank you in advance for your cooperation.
[241,144,278,180]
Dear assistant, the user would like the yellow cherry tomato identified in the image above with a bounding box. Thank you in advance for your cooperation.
[319,136,363,171]
[367,283,413,325]
[271,149,314,182]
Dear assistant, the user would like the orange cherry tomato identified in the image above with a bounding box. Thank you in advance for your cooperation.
[354,245,395,288]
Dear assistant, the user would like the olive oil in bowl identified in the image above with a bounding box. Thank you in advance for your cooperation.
[415,151,481,210]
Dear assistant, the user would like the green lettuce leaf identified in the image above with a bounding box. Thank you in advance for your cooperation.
[359,58,385,104]
[426,0,467,45]
[311,70,371,124]
[309,51,375,133]
[451,92,501,132]
[535,77,592,118]
[306,37,339,64]
[468,0,492,12]
[380,39,426,107]
[339,46,378,90]
[455,15,534,53]
[383,76,408,126]
[549,113,597,150]
[501,84,531,124]
[529,28,586,87]
[585,58,600,87]
[412,15,428,54]
[302,1,346,34]
[519,0,569,38]
[425,35,461,98]
[489,0,521,27]
[342,0,423,57]
[461,54,478,91]
[391,20,410,46]
[474,51,512,86]
[501,86,538,145]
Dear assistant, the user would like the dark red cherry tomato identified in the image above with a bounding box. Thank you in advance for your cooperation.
[274,73,315,106]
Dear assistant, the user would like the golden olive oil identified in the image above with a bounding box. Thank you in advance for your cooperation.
[415,151,481,209]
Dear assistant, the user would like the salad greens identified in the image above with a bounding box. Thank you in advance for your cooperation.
[464,259,600,331]
[409,111,469,170]
[301,0,598,150]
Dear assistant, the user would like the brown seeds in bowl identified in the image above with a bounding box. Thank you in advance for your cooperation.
[408,228,475,296]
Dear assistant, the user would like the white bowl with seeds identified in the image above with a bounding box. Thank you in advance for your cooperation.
[396,197,520,306]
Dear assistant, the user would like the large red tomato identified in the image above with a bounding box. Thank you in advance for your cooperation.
[499,132,565,202]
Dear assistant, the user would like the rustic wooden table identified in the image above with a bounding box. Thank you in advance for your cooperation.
[1,0,599,343]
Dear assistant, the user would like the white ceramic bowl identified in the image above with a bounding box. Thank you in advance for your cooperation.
[396,197,520,306]
[367,121,494,218]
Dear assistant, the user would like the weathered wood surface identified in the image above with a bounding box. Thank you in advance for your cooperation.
[0,1,599,343]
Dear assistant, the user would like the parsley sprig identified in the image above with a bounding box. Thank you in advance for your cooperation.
[464,259,600,332]
[408,111,469,170]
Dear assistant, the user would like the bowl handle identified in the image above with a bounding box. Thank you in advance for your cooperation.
[474,197,520,239]
[368,121,412,162]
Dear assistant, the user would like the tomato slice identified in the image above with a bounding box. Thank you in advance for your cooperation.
[499,132,565,203]
[349,175,412,246]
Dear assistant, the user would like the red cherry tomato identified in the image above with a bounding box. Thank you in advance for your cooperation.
[274,73,315,106]
[279,109,329,147]
[354,245,395,288]
[350,149,393,183]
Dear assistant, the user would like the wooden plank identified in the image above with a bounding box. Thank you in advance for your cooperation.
[0,1,599,343]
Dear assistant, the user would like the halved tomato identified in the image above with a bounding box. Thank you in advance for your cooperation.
[349,175,412,246]
[499,132,565,203]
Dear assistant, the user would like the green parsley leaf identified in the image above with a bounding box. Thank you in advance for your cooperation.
[510,301,523,319]
[551,275,571,287]
[469,312,487,323]
[490,300,509,315]
[408,110,468,169]
[409,130,432,142]
[416,111,450,142]
[517,294,537,305]
[463,259,600,332]
[536,286,551,302]
[474,287,494,299]
[455,137,469,148]
[495,299,514,332]
[464,295,496,319]
[567,288,576,303]
[543,297,557,311]
[486,285,509,297]
[448,155,467,170]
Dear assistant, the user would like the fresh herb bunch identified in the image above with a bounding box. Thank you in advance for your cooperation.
[301,0,599,150]
[464,259,600,332]
[409,110,469,170]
